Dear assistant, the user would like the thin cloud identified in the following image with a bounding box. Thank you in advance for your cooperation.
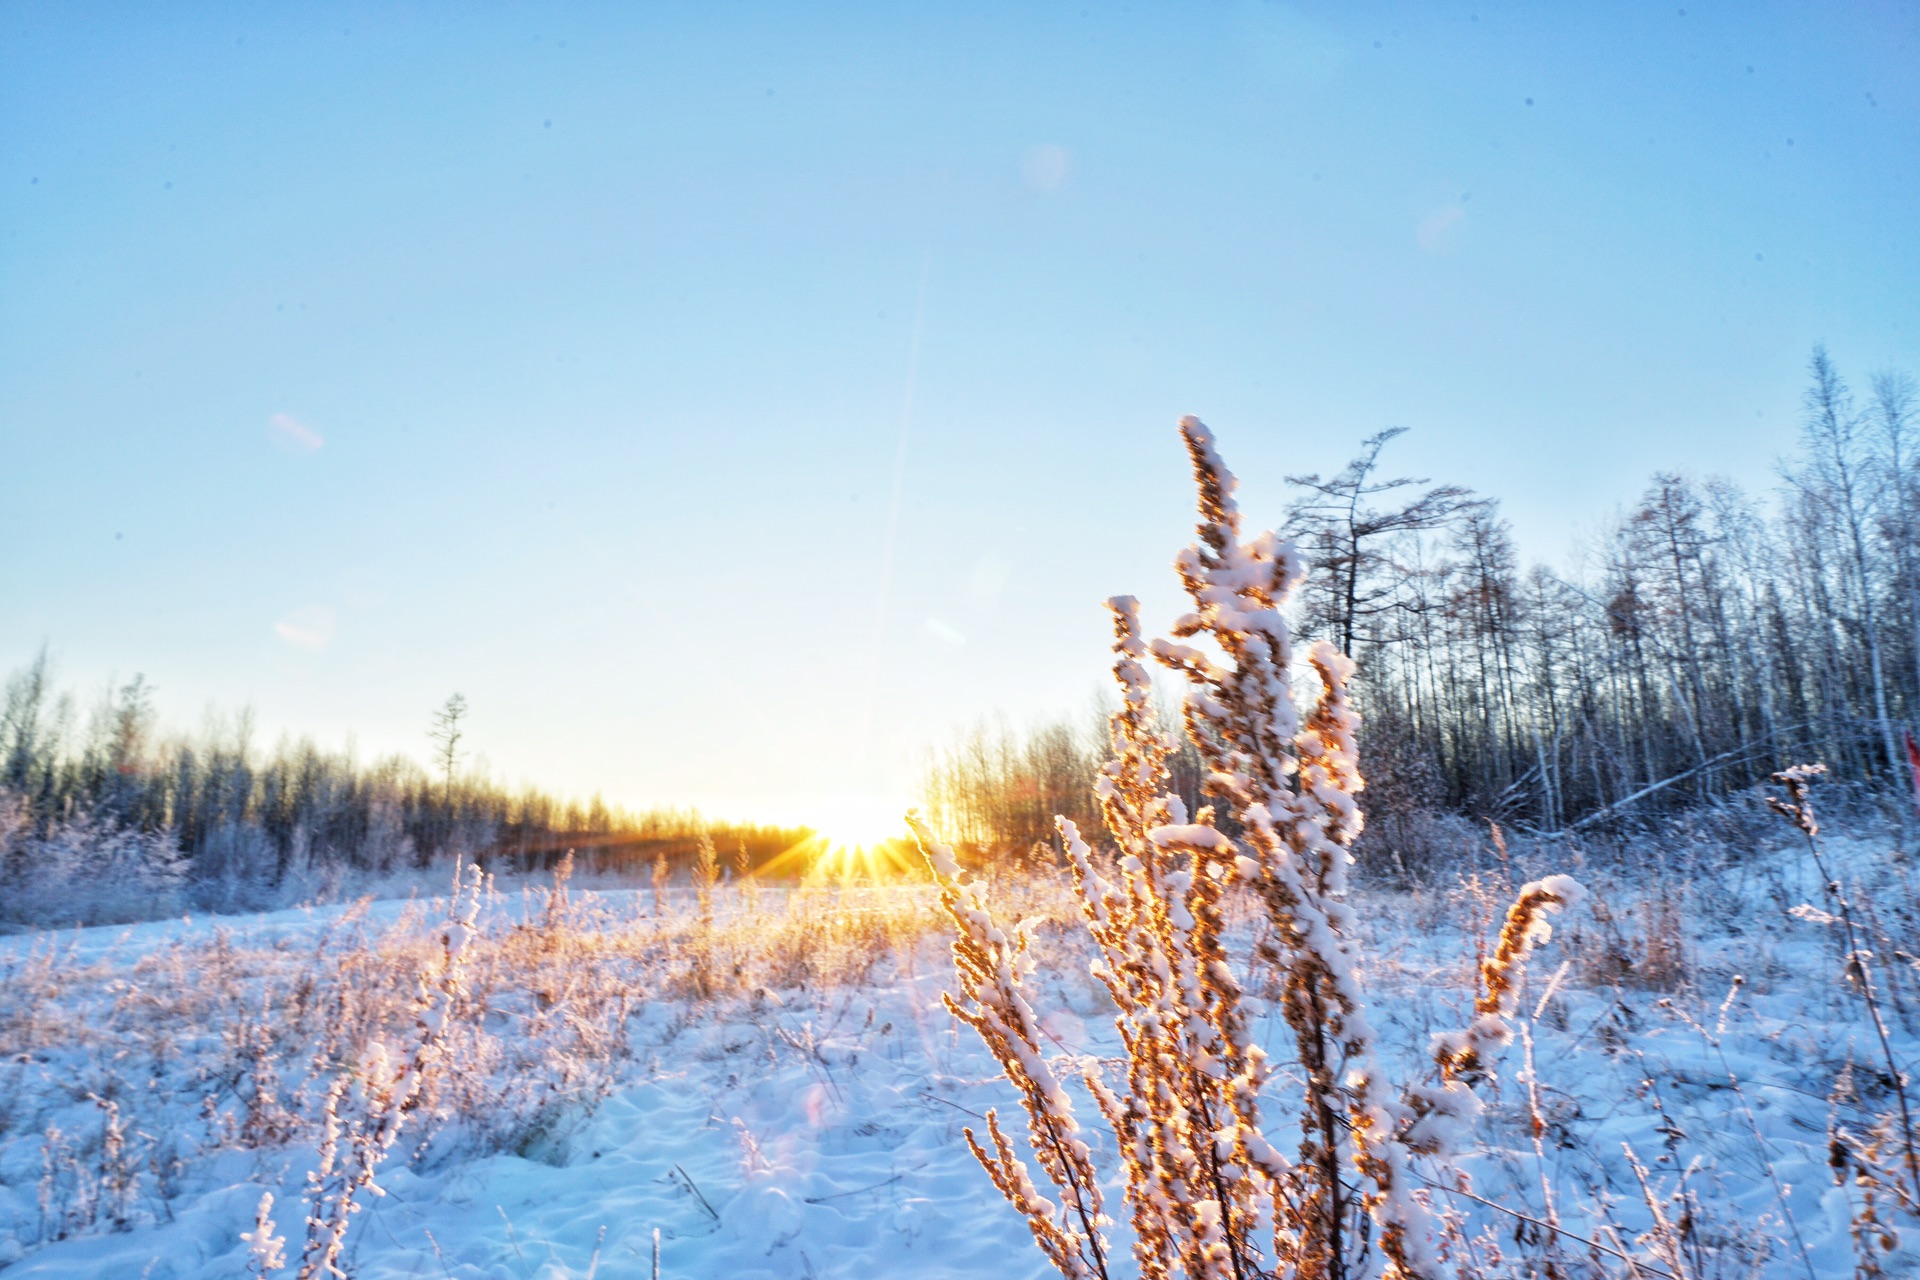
[273,606,336,651]
[1417,205,1465,252]
[269,412,324,453]
[1022,144,1069,192]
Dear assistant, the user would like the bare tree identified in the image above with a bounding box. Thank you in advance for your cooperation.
[428,694,468,808]
[1789,348,1901,783]
[1285,427,1483,658]
[1871,370,1920,716]
[1,647,54,795]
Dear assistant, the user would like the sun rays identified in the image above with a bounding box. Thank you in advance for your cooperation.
[749,792,917,882]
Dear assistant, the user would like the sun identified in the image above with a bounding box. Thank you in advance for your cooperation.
[798,793,914,880]
[810,793,907,853]
[749,792,918,881]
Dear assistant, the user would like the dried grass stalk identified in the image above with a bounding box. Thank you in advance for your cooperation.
[915,417,1584,1280]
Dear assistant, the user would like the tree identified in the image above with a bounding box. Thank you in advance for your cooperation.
[1789,347,1901,784]
[1284,428,1482,658]
[1,647,53,795]
[428,694,468,808]
[1871,369,1920,714]
[98,674,155,820]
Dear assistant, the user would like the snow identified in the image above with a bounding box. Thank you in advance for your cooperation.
[1,888,1069,1278]
[0,829,1916,1278]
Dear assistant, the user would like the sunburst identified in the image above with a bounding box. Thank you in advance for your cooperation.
[753,793,916,881]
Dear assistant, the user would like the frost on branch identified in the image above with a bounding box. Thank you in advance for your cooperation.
[296,862,484,1280]
[1153,417,1439,1279]
[1407,875,1586,1158]
[1062,595,1289,1280]
[906,813,1111,1280]
[242,1191,287,1277]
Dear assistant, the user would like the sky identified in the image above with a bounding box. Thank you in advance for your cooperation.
[2,2,1917,826]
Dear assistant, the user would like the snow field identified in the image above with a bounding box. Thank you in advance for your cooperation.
[0,829,1915,1278]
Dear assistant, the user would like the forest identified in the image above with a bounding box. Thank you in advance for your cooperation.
[0,673,804,925]
[925,348,1920,871]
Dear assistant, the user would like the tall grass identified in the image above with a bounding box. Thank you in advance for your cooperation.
[0,864,955,1268]
[911,418,1584,1280]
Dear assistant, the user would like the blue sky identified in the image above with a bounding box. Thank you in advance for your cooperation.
[3,2,1916,824]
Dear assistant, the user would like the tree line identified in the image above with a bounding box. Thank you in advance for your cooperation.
[0,671,805,923]
[922,348,1920,870]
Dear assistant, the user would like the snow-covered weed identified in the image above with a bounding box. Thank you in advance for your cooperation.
[1767,767,1920,1277]
[912,419,1583,1280]
[297,863,483,1278]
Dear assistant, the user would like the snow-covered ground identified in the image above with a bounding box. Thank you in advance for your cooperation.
[2,828,1916,1277]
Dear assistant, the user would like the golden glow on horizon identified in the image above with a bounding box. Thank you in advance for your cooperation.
[751,793,917,881]
[806,792,915,879]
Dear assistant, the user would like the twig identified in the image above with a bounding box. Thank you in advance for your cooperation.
[1622,1141,1695,1280]
[1771,767,1920,1206]
[422,1228,453,1280]
[1661,991,1819,1280]
[803,1165,928,1203]
[496,1205,525,1261]
[1414,1172,1676,1279]
[1518,1022,1563,1255]
[672,1163,719,1222]
[586,1224,605,1280]
[916,1090,988,1121]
